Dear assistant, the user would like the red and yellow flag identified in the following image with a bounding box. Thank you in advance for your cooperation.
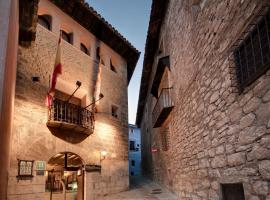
[45,36,62,107]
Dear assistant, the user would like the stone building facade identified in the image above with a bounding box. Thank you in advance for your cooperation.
[6,0,139,200]
[137,0,270,199]
[128,124,141,176]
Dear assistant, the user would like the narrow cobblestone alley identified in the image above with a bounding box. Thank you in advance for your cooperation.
[98,177,178,200]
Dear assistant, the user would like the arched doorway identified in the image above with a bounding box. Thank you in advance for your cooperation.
[45,152,84,200]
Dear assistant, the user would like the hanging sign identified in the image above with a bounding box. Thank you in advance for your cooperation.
[151,148,158,153]
[84,164,101,172]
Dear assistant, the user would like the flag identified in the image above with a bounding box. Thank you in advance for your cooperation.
[45,36,62,107]
[94,61,102,105]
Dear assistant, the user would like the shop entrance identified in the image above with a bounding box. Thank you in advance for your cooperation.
[45,152,84,200]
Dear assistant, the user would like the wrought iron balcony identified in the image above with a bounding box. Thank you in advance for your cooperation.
[47,98,94,138]
[152,88,174,128]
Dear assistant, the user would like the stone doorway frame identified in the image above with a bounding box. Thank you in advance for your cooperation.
[46,152,85,200]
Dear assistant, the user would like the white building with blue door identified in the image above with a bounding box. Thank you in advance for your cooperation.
[128,124,141,176]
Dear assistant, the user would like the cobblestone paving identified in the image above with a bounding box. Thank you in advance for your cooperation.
[98,176,178,200]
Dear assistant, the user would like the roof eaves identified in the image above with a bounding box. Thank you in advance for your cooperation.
[135,0,169,127]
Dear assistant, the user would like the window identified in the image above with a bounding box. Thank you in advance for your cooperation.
[61,30,72,44]
[38,15,51,30]
[234,8,270,91]
[130,128,134,133]
[96,47,101,62]
[110,59,117,73]
[96,47,105,64]
[80,43,89,55]
[131,160,135,166]
[130,141,135,151]
[222,183,245,200]
[130,172,134,176]
[111,105,118,118]
[161,127,170,151]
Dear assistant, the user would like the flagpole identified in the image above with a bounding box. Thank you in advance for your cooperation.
[48,75,51,91]
[47,74,51,120]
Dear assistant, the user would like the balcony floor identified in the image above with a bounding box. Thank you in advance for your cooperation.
[47,121,93,143]
[153,106,174,128]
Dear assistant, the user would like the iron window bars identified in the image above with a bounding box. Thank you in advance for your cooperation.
[233,5,270,92]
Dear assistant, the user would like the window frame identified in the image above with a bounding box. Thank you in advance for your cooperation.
[96,47,101,62]
[221,183,245,200]
[110,59,117,73]
[61,30,72,44]
[38,15,51,31]
[111,105,119,118]
[129,141,135,151]
[233,8,270,92]
[80,43,89,55]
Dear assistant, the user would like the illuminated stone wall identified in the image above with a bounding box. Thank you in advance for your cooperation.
[8,6,129,200]
[140,0,270,199]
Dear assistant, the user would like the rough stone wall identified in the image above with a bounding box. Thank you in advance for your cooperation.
[141,0,270,199]
[8,25,129,200]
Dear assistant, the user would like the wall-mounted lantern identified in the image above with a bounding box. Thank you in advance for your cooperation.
[100,150,108,163]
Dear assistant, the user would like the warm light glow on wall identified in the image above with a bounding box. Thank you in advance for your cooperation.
[95,121,116,140]
[101,150,108,157]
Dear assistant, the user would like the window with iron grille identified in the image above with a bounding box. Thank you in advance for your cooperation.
[160,127,170,151]
[234,8,270,91]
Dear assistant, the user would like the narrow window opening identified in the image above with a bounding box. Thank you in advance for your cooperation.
[38,15,51,30]
[161,127,170,151]
[111,105,118,118]
[130,141,135,151]
[131,160,135,166]
[110,59,117,73]
[61,30,73,44]
[222,183,245,200]
[130,172,134,176]
[96,47,100,61]
[80,43,89,55]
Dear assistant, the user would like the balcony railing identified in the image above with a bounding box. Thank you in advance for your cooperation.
[47,98,94,135]
[152,87,174,128]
